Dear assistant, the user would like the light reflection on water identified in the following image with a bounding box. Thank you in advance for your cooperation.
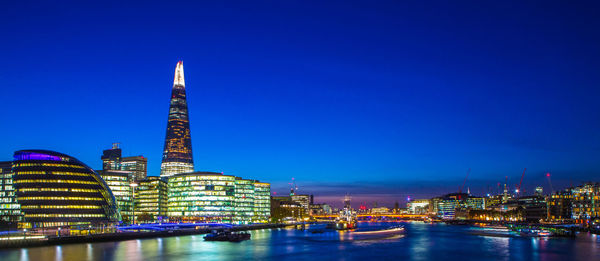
[1,222,599,261]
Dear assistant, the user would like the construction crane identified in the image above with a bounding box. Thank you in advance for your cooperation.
[546,172,554,193]
[458,168,471,198]
[516,168,526,196]
[288,177,298,196]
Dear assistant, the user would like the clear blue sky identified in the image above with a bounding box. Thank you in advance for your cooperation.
[1,1,599,206]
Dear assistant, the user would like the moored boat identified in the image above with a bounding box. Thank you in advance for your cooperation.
[204,231,251,242]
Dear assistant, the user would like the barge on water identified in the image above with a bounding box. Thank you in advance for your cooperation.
[203,231,251,242]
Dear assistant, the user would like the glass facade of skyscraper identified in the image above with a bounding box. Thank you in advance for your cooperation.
[12,150,119,228]
[160,61,194,178]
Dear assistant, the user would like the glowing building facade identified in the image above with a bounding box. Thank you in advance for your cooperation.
[167,172,270,224]
[12,150,119,228]
[134,176,168,222]
[234,178,255,224]
[0,161,22,224]
[98,170,134,224]
[160,61,194,178]
[253,182,271,223]
[168,172,235,222]
[571,183,600,224]
[122,156,147,181]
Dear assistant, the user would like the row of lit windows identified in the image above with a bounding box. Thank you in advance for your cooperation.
[14,171,45,175]
[14,179,98,185]
[19,196,103,201]
[170,175,235,182]
[14,163,85,169]
[24,214,105,218]
[21,205,101,209]
[17,188,101,193]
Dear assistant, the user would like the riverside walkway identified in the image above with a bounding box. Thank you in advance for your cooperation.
[0,223,287,249]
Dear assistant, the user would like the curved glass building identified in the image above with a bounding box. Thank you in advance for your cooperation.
[12,150,120,228]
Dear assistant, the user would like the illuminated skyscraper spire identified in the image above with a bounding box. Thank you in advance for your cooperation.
[160,61,194,178]
[173,61,185,87]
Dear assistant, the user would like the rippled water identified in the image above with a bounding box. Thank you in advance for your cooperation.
[1,222,599,261]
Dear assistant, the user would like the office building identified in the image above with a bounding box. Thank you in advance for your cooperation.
[0,161,22,224]
[101,143,122,171]
[547,190,573,222]
[291,194,310,215]
[134,176,168,223]
[98,170,134,224]
[253,182,271,223]
[407,199,430,214]
[160,61,194,178]
[167,172,270,223]
[168,172,235,223]
[571,183,600,224]
[234,178,255,224]
[122,156,147,181]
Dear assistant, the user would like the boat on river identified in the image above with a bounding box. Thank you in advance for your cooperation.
[204,231,251,242]
[335,204,358,230]
[350,225,405,235]
[518,228,552,237]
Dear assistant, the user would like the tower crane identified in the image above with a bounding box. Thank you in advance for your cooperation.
[516,168,526,197]
[458,168,471,199]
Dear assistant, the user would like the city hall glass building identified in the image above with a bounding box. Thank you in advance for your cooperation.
[12,150,120,228]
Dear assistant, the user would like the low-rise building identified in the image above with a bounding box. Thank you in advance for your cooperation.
[407,199,429,214]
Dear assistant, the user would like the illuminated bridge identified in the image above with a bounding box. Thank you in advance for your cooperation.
[312,214,428,221]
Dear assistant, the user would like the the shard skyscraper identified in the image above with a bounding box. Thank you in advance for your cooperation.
[160,61,194,178]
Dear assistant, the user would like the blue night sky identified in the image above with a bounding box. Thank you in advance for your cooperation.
[1,1,599,207]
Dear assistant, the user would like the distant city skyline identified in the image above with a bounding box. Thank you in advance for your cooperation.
[1,1,599,207]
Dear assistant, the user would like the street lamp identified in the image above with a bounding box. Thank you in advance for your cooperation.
[130,183,138,225]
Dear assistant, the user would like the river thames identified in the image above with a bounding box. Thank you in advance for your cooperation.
[1,222,599,261]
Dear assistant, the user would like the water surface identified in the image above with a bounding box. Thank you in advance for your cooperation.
[1,222,599,261]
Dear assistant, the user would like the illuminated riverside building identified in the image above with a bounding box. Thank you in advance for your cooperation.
[271,196,304,222]
[253,182,271,223]
[98,170,134,224]
[12,150,119,228]
[0,161,22,224]
[407,199,429,214]
[571,183,600,224]
[168,172,235,223]
[547,190,573,222]
[134,176,168,222]
[167,172,270,224]
[160,61,195,178]
[432,193,485,219]
[234,178,255,224]
[122,156,147,181]
[291,194,310,215]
